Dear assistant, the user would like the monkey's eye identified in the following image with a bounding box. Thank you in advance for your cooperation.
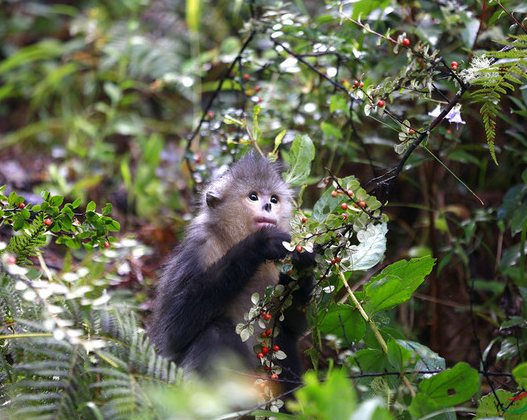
[248,192,259,201]
[270,195,279,204]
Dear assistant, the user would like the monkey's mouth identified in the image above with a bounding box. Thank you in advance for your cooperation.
[254,216,277,229]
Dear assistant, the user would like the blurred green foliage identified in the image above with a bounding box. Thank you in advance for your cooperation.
[1,0,527,418]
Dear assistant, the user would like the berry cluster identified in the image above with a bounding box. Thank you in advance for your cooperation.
[256,311,284,380]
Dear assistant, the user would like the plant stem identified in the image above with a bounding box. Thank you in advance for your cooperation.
[337,269,416,396]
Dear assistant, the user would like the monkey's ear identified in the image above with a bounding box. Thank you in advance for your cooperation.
[206,191,222,208]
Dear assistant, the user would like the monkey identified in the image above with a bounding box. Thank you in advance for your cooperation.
[149,152,314,392]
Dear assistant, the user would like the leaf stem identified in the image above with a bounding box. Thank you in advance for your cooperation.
[337,269,416,396]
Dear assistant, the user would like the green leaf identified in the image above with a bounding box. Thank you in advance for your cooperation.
[0,40,66,74]
[396,340,445,371]
[510,202,527,236]
[50,195,64,207]
[102,203,113,216]
[476,389,520,419]
[13,215,25,230]
[8,191,17,206]
[354,348,389,373]
[408,393,440,418]
[252,105,262,141]
[290,369,357,420]
[329,94,350,116]
[317,303,366,343]
[418,362,479,407]
[386,339,413,372]
[273,130,287,154]
[513,362,527,389]
[71,198,82,209]
[105,220,120,232]
[321,122,343,140]
[283,134,315,186]
[103,82,122,107]
[86,201,96,212]
[363,256,435,314]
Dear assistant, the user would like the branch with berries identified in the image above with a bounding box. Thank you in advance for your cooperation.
[0,186,120,266]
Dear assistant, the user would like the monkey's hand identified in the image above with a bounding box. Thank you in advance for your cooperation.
[252,227,291,261]
[292,248,317,271]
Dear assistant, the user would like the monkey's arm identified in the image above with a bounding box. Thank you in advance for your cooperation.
[156,227,291,356]
[278,250,315,333]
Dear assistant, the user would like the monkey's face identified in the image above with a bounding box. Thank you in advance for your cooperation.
[205,186,291,247]
[245,190,284,231]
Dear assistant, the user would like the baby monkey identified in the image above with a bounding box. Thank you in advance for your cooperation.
[150,152,313,389]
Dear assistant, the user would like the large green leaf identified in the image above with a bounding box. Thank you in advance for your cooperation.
[363,256,435,314]
[418,362,479,407]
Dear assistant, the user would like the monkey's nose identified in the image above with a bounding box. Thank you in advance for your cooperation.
[263,203,272,212]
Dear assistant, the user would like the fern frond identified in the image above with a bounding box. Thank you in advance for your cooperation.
[0,271,179,420]
[469,39,527,165]
[6,215,48,266]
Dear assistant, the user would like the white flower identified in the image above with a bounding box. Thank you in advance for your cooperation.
[428,105,442,117]
[428,104,466,128]
[446,104,466,127]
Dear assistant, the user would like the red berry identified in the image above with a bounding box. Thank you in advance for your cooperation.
[264,313,272,321]
[264,365,271,371]
[377,100,385,107]
[301,216,307,224]
[104,241,110,248]
[194,153,202,163]
[261,332,267,338]
[296,245,303,252]
[409,128,416,135]
[270,374,279,380]
[359,200,367,208]
[262,347,269,355]
[18,202,26,209]
[341,202,348,210]
[265,328,272,336]
[359,81,364,88]
[331,258,336,264]
[257,352,264,359]
[331,190,338,197]
[7,256,16,264]
[402,38,411,46]
[255,86,261,92]
[243,73,250,80]
[451,61,458,69]
[335,257,341,263]
[342,213,347,220]
[273,345,280,352]
[44,218,52,226]
[347,189,354,197]
[207,110,214,118]
[352,79,359,88]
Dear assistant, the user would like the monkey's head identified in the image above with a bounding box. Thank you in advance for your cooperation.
[201,153,293,245]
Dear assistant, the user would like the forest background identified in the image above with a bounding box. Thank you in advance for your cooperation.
[1,0,527,419]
